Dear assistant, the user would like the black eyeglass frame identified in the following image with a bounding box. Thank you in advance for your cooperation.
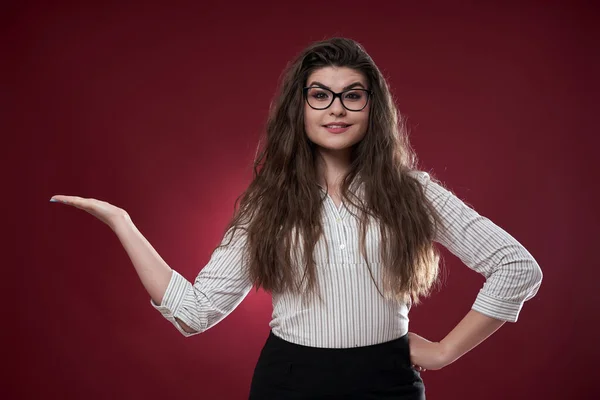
[303,87,373,112]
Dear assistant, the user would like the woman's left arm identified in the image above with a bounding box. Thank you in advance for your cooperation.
[407,171,543,370]
[409,309,505,370]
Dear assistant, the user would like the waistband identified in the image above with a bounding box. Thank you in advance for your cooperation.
[265,329,410,358]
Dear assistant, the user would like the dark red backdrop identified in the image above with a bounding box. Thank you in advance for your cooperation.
[5,1,597,399]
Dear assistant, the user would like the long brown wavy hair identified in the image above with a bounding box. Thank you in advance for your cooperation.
[218,37,445,306]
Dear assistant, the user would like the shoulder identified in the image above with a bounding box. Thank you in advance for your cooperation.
[406,169,432,185]
[406,169,451,199]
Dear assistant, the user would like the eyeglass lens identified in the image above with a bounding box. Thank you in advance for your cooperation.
[305,87,368,111]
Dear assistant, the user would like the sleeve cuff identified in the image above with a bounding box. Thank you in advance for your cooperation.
[150,270,191,318]
[471,290,524,323]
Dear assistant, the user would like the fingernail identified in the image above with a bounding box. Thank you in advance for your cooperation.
[50,199,57,203]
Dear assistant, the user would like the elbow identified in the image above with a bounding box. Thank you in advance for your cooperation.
[180,328,200,337]
[530,256,543,284]
[182,325,199,335]
[178,326,201,338]
[175,317,201,337]
[524,257,543,299]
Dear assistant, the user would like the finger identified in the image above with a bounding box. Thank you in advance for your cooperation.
[50,195,92,210]
[51,195,82,204]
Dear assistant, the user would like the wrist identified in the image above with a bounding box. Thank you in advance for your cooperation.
[439,339,458,366]
[110,211,134,233]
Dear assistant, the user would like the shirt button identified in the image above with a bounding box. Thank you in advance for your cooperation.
[336,217,341,223]
[339,244,346,250]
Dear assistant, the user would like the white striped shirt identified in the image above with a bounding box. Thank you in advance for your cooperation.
[150,171,543,348]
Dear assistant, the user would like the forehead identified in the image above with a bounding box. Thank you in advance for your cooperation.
[306,66,367,89]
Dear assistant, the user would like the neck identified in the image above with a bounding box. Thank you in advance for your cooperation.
[315,147,352,191]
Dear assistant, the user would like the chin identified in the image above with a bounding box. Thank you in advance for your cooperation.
[306,129,365,151]
[320,145,352,152]
[316,140,358,152]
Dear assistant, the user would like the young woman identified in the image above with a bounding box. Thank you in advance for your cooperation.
[51,37,543,399]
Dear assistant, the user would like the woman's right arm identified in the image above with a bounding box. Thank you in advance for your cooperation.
[112,217,195,332]
[51,195,253,337]
[145,221,254,337]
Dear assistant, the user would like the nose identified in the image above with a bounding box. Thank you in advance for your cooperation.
[329,96,346,116]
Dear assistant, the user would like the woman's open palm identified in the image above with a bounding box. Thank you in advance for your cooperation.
[50,195,130,230]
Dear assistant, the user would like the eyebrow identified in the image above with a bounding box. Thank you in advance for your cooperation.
[307,81,366,91]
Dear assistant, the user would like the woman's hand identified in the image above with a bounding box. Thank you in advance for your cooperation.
[407,332,450,372]
[50,195,131,231]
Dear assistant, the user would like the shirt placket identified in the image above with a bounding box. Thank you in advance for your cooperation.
[326,195,349,264]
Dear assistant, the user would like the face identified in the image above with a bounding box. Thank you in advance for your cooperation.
[303,66,370,156]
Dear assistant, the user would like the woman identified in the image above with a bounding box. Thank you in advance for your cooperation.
[50,37,543,399]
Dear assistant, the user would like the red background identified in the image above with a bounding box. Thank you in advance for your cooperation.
[5,1,598,399]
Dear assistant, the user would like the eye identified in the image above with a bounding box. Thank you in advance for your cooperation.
[344,90,364,101]
[307,88,331,101]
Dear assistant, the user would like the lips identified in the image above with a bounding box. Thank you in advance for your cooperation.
[323,124,352,134]
[323,123,352,128]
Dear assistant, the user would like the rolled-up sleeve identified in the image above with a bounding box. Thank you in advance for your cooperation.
[412,171,543,322]
[150,227,253,337]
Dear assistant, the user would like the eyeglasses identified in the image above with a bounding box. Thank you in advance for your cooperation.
[303,86,372,112]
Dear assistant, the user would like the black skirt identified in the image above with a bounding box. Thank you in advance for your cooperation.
[249,330,425,399]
